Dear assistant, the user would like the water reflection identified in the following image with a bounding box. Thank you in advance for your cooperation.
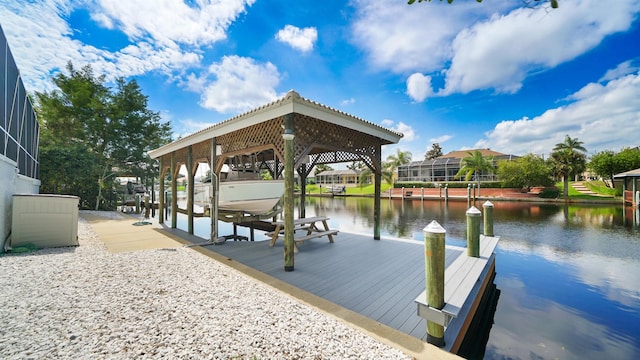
[299,197,640,359]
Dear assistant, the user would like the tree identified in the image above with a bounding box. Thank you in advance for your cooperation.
[549,135,587,197]
[36,62,172,210]
[314,164,333,177]
[497,154,553,189]
[347,161,367,171]
[385,149,412,184]
[425,143,443,160]
[454,150,495,195]
[408,0,559,9]
[615,147,640,172]
[39,144,102,209]
[588,150,618,186]
[589,147,640,186]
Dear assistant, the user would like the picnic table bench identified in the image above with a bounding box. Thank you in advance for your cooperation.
[268,216,338,252]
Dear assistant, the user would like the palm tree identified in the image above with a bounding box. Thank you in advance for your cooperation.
[454,150,495,196]
[550,135,587,197]
[385,149,412,183]
[357,149,411,188]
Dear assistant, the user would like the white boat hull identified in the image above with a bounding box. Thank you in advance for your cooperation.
[219,180,284,215]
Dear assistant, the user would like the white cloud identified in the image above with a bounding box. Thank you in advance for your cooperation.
[599,59,640,82]
[442,0,640,95]
[179,118,217,135]
[0,0,208,93]
[429,135,452,144]
[91,0,255,46]
[275,25,318,53]
[380,119,415,142]
[351,0,510,73]
[406,72,433,102]
[352,0,640,98]
[340,97,356,106]
[475,71,640,156]
[195,55,283,113]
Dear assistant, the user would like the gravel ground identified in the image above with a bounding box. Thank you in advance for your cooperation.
[0,212,411,359]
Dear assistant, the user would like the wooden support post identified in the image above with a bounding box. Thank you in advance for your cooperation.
[483,201,494,237]
[467,206,481,257]
[623,177,640,209]
[424,220,446,347]
[210,138,219,242]
[144,194,150,219]
[374,144,382,240]
[171,152,177,229]
[159,158,164,224]
[187,145,194,235]
[151,176,156,218]
[299,164,307,219]
[283,115,295,272]
[135,194,140,214]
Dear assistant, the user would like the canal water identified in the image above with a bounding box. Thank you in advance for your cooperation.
[182,197,640,359]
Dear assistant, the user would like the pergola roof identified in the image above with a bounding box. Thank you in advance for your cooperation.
[613,168,640,179]
[148,90,402,164]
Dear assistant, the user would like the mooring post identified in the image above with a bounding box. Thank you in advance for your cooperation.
[467,206,481,257]
[483,201,494,237]
[444,185,448,202]
[421,187,424,201]
[424,220,446,347]
[402,187,405,200]
[467,184,471,207]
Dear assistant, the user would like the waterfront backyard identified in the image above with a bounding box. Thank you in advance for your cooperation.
[179,197,639,359]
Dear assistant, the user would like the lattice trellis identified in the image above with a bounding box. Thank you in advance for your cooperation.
[293,114,381,172]
[214,117,285,174]
[157,112,385,177]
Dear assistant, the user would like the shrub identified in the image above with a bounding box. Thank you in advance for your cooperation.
[539,188,560,198]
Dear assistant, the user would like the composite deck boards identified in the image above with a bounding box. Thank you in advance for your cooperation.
[171,227,497,342]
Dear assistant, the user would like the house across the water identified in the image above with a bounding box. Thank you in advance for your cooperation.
[397,149,519,183]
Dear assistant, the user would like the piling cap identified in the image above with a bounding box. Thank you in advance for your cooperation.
[424,220,446,234]
[483,200,494,208]
[466,206,481,215]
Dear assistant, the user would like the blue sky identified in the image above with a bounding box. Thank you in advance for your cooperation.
[1,0,639,164]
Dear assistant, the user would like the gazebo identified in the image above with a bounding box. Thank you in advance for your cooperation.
[614,168,640,208]
[148,90,403,270]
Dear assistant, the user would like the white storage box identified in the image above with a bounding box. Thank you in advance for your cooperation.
[11,194,80,248]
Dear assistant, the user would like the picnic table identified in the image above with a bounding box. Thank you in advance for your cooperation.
[268,216,338,252]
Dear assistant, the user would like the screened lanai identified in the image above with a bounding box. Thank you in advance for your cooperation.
[148,90,403,270]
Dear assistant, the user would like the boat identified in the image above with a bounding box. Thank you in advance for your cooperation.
[218,179,284,215]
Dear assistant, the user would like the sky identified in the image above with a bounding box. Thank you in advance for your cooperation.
[1,0,639,165]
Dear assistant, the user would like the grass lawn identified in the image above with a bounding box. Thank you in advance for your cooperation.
[302,181,617,202]
[556,181,617,200]
[303,183,393,195]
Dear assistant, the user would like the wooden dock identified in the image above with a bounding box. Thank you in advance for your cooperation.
[169,228,499,356]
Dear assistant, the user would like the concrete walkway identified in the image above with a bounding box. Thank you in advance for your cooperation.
[79,211,184,253]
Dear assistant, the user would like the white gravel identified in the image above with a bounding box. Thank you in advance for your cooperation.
[0,212,411,360]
